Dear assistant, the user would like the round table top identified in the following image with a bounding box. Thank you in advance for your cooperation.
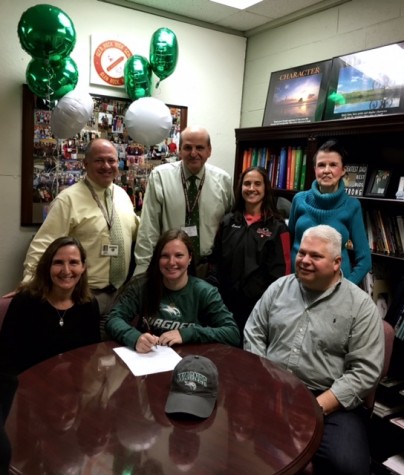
[6,341,323,475]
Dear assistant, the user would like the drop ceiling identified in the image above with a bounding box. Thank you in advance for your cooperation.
[98,0,351,37]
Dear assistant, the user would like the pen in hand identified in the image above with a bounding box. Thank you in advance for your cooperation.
[142,317,159,350]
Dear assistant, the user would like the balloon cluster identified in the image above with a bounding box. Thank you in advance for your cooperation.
[18,5,94,139]
[124,27,178,101]
[18,4,79,100]
[123,27,178,146]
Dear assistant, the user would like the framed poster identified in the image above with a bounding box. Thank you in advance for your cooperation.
[262,60,332,126]
[366,169,392,197]
[324,42,404,120]
[21,84,188,226]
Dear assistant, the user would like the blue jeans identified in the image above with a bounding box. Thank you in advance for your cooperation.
[313,407,371,475]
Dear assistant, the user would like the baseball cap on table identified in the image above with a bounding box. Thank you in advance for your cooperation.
[165,355,219,418]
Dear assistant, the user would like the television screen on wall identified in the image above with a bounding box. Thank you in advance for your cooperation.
[262,59,332,126]
[324,42,404,120]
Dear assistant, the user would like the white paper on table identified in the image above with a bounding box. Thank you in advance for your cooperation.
[113,345,182,376]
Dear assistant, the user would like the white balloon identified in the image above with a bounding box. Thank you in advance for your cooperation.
[124,97,172,146]
[51,89,94,139]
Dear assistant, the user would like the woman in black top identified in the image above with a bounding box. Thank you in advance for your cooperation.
[0,236,100,376]
[209,166,291,335]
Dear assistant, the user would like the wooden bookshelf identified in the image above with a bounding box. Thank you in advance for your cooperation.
[234,115,404,260]
[234,114,404,472]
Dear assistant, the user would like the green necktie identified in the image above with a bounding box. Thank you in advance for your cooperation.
[187,175,200,259]
[105,188,125,289]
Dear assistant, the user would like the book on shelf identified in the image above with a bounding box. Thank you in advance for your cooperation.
[396,216,404,251]
[364,209,404,255]
[373,400,404,418]
[285,146,295,190]
[251,147,259,167]
[390,216,404,256]
[268,153,278,188]
[366,209,383,253]
[364,210,375,252]
[294,147,303,190]
[299,153,307,190]
[383,451,404,474]
[375,210,390,254]
[262,148,269,169]
[242,148,251,171]
[343,164,368,196]
[380,376,404,389]
[277,147,287,189]
[390,416,404,429]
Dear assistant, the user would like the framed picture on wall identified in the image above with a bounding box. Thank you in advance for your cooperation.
[262,59,332,126]
[324,42,404,121]
[21,84,188,226]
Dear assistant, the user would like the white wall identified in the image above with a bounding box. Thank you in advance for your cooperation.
[0,0,246,294]
[241,0,404,126]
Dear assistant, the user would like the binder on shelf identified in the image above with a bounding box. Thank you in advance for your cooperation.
[286,146,292,190]
[271,153,279,188]
[242,148,251,171]
[251,148,259,167]
[260,147,267,168]
[277,147,287,189]
[294,147,303,190]
[299,153,307,190]
[290,147,296,190]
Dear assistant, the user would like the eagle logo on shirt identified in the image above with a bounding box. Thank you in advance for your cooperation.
[160,303,181,318]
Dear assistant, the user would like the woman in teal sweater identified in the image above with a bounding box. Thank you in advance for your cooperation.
[289,140,371,285]
[105,229,240,352]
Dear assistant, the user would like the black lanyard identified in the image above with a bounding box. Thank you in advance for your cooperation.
[180,166,206,214]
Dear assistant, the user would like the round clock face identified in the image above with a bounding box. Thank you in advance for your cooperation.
[93,40,133,87]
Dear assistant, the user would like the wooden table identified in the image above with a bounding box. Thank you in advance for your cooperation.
[6,341,323,474]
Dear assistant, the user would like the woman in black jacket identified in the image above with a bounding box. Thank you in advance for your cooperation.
[209,166,291,336]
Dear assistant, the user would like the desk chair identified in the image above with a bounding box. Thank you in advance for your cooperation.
[0,297,11,333]
[364,320,395,411]
[300,319,395,474]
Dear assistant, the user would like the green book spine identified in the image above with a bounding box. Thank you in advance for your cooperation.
[299,153,307,190]
[251,148,259,167]
[294,147,303,190]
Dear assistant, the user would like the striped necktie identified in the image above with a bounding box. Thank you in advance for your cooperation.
[187,175,200,258]
[105,188,125,289]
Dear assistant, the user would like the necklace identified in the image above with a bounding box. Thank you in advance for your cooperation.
[47,297,73,327]
[55,308,67,327]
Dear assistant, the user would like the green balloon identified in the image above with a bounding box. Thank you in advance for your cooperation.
[18,4,76,61]
[149,28,178,82]
[124,55,152,101]
[26,57,79,100]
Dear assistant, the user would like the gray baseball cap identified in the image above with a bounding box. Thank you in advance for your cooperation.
[165,355,218,418]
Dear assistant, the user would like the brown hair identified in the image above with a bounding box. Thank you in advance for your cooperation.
[233,166,282,220]
[143,229,196,316]
[19,236,92,304]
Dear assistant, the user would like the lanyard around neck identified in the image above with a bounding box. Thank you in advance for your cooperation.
[84,178,114,230]
[180,166,206,214]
